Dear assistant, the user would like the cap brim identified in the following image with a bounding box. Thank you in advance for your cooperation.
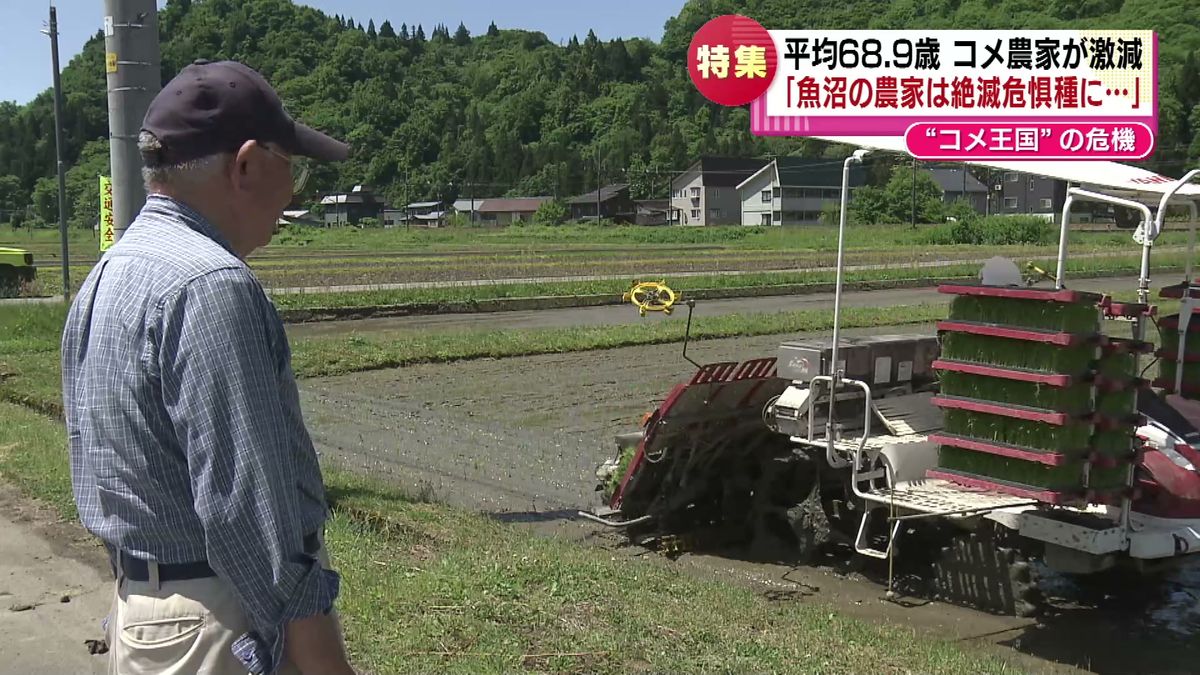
[292,122,350,162]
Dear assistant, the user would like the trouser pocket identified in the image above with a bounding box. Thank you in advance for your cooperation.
[116,597,207,674]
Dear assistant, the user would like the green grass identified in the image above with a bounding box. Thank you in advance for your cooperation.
[290,303,949,378]
[0,302,68,417]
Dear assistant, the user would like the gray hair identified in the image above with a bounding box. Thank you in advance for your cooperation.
[138,131,231,191]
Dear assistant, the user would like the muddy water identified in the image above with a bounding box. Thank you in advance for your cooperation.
[301,327,1200,674]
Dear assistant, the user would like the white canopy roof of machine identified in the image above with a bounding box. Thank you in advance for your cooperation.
[811,135,1200,204]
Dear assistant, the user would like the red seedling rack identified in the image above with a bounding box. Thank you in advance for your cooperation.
[936,320,1097,346]
[931,358,1079,387]
[937,284,1104,304]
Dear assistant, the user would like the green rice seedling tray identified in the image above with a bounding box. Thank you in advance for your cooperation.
[939,332,1097,376]
[936,446,1129,490]
[945,294,1102,334]
[941,408,1092,455]
[930,432,1120,467]
[937,371,1093,416]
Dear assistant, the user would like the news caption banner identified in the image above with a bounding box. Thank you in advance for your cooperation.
[687,15,1157,161]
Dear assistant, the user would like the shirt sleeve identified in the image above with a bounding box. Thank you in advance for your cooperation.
[156,267,338,674]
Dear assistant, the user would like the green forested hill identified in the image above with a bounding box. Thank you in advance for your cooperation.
[1,0,1198,229]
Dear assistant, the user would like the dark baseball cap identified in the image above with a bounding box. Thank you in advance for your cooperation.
[141,59,349,166]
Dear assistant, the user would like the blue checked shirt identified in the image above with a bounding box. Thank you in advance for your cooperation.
[61,194,338,674]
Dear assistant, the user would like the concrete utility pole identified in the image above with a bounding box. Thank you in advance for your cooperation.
[104,0,161,244]
[44,4,70,302]
[595,150,602,222]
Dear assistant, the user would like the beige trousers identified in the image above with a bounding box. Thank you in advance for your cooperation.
[106,546,341,675]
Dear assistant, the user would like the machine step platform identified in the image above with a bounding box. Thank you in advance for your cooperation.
[859,477,1040,518]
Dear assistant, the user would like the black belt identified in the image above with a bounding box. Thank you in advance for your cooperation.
[119,531,321,583]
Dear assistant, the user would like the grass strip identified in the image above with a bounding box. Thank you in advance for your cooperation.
[289,303,949,378]
[0,299,949,416]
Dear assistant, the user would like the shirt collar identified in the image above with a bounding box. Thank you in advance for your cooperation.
[141,193,238,257]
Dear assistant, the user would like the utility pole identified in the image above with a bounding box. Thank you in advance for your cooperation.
[910,157,917,228]
[986,168,992,216]
[44,4,70,302]
[595,150,602,222]
[104,0,161,245]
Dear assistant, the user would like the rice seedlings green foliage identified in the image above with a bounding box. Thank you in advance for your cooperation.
[938,371,1093,415]
[948,295,1100,333]
[939,332,1097,375]
[942,409,1092,454]
[937,447,1128,491]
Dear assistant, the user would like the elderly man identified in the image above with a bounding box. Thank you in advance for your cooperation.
[61,60,356,675]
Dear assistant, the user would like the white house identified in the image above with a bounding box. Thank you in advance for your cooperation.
[737,157,866,225]
[669,157,769,226]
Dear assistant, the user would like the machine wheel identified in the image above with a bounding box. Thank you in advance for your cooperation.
[819,478,866,545]
[930,521,1044,617]
[743,453,821,562]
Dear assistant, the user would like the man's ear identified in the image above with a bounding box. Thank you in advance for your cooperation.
[231,140,261,187]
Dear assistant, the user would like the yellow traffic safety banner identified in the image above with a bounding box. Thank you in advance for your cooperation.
[99,176,115,252]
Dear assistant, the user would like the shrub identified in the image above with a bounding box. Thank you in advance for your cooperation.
[922,215,1053,246]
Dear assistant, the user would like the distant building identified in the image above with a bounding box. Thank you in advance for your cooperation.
[737,157,864,225]
[993,171,1068,218]
[382,209,406,228]
[927,167,989,214]
[451,198,484,222]
[405,200,448,227]
[319,185,383,226]
[477,197,552,225]
[567,184,636,223]
[635,199,670,226]
[277,209,322,227]
[671,157,771,226]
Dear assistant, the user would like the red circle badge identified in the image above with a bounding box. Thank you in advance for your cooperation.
[687,14,777,107]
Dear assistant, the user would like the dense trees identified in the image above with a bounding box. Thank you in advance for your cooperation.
[2,0,1199,226]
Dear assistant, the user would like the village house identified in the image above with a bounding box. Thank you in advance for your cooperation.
[670,156,770,226]
[737,157,864,225]
[927,167,990,214]
[318,184,384,226]
[477,197,552,225]
[568,184,636,223]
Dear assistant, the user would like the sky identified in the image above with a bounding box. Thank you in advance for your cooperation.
[1,0,684,105]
